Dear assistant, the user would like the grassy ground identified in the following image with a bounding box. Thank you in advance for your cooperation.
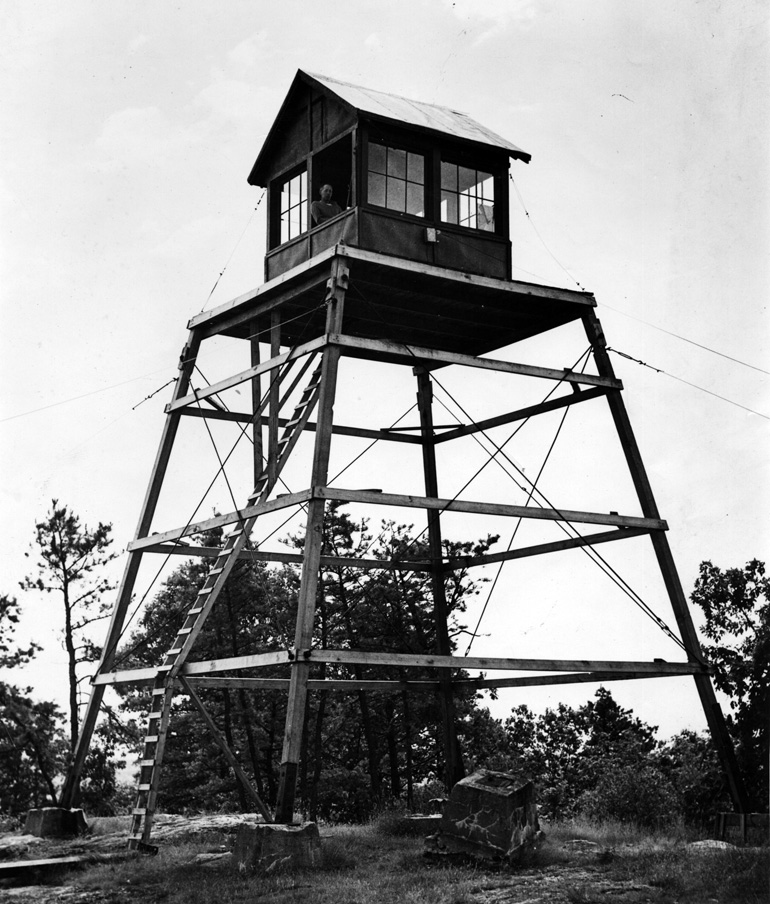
[30,817,770,904]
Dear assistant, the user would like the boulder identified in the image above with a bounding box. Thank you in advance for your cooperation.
[233,823,322,873]
[426,770,540,862]
[23,808,88,838]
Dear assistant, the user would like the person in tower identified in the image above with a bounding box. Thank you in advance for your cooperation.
[311,183,342,224]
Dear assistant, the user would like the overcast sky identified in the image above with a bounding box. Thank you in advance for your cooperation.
[1,0,768,742]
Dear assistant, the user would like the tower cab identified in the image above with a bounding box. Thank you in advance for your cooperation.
[248,70,531,283]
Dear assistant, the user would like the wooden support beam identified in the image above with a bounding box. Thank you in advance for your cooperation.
[433,386,609,444]
[250,320,263,487]
[61,332,202,808]
[307,650,706,674]
[444,527,651,570]
[187,669,680,693]
[137,542,434,572]
[583,308,750,812]
[416,368,464,787]
[91,646,705,688]
[93,650,292,686]
[178,676,273,822]
[329,334,622,389]
[268,311,281,488]
[176,406,423,444]
[276,256,348,824]
[315,487,667,531]
[167,335,327,412]
[127,490,312,551]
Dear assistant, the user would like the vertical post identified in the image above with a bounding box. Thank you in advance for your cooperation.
[61,331,201,807]
[275,254,349,823]
[251,319,263,486]
[415,367,464,790]
[583,308,749,812]
[268,311,281,488]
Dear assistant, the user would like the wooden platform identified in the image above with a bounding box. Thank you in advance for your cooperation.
[188,245,595,356]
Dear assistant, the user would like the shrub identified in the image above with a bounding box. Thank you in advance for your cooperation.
[578,763,681,827]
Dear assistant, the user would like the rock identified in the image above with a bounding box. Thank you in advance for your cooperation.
[23,809,88,838]
[233,823,322,874]
[687,839,734,851]
[425,770,540,862]
[192,851,233,869]
[0,834,45,859]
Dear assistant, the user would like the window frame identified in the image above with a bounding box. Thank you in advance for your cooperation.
[364,133,428,220]
[439,158,497,233]
[270,164,309,249]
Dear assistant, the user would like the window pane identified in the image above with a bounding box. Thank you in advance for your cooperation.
[369,142,386,174]
[459,193,472,225]
[406,182,424,216]
[477,203,494,231]
[441,161,457,191]
[480,173,494,201]
[441,190,457,224]
[387,147,406,179]
[458,165,476,192]
[387,176,405,211]
[368,171,386,207]
[407,152,424,184]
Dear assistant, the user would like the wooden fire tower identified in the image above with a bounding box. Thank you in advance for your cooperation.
[61,71,748,846]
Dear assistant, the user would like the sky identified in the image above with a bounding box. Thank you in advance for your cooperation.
[1,0,769,748]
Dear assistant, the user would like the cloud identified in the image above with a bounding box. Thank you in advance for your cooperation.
[227,32,272,72]
[443,0,540,35]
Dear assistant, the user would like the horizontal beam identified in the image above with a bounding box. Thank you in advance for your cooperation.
[316,487,667,531]
[167,335,327,412]
[447,527,652,570]
[138,542,434,572]
[177,406,422,444]
[93,649,292,687]
[90,665,696,693]
[188,669,679,693]
[434,386,609,444]
[128,490,312,552]
[91,649,704,687]
[307,650,705,674]
[329,334,622,389]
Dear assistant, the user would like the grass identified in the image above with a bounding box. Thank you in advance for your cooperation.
[62,817,768,904]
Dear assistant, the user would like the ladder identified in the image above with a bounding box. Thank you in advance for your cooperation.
[128,356,324,850]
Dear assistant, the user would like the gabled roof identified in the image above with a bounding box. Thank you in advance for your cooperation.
[249,70,530,185]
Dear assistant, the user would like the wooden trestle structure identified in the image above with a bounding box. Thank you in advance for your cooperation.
[60,244,748,846]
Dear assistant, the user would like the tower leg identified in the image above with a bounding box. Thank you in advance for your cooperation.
[61,332,200,807]
[416,368,465,789]
[583,309,749,811]
[275,256,348,823]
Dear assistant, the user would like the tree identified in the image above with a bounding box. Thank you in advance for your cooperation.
[497,688,663,821]
[0,594,67,815]
[116,507,500,821]
[655,730,728,826]
[21,501,118,748]
[690,559,769,810]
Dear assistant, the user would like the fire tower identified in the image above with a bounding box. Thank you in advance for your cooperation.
[61,71,747,846]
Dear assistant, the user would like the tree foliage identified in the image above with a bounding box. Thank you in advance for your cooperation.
[0,594,67,816]
[690,558,769,810]
[116,505,499,821]
[21,501,118,748]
